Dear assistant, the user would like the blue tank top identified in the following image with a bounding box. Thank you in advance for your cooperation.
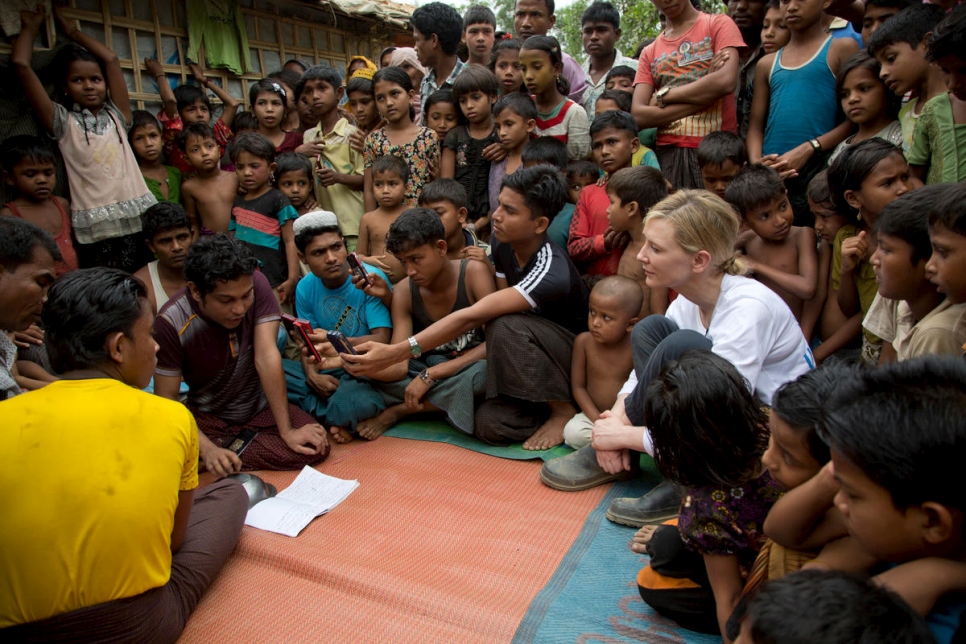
[762,37,839,156]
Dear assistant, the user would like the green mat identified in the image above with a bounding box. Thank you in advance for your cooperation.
[383,419,574,461]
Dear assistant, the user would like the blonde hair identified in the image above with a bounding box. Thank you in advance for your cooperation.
[643,190,745,276]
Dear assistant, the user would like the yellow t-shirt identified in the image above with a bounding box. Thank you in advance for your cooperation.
[0,379,198,627]
[831,224,880,345]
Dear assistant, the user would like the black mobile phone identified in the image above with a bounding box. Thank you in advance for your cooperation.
[346,252,372,286]
[226,429,257,456]
[281,314,322,363]
[326,330,357,355]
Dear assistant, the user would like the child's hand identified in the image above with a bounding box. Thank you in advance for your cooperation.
[20,6,46,33]
[352,271,390,301]
[316,167,343,187]
[742,256,759,276]
[775,142,814,174]
[276,279,297,305]
[12,324,44,348]
[349,128,367,153]
[404,376,430,411]
[305,329,338,360]
[840,231,867,273]
[53,6,78,38]
[358,254,392,273]
[481,142,507,162]
[603,227,629,251]
[460,246,489,265]
[428,159,440,181]
[144,57,164,78]
[596,175,607,187]
[709,49,730,73]
[307,370,340,398]
[296,141,324,158]
[760,154,799,180]
[187,61,208,83]
[302,195,319,212]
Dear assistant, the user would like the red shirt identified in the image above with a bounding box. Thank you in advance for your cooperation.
[567,183,622,277]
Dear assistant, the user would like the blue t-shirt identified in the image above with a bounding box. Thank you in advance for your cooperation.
[295,264,392,342]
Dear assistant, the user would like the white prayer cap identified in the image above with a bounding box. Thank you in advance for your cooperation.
[293,210,339,235]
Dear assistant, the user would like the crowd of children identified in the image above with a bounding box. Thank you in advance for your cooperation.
[3,0,966,641]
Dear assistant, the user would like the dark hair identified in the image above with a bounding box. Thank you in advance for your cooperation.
[176,122,217,152]
[927,3,966,63]
[581,1,620,28]
[867,3,946,58]
[607,166,668,215]
[732,570,935,644]
[633,38,653,59]
[248,78,289,113]
[0,217,61,270]
[493,92,537,120]
[275,151,313,181]
[378,47,397,64]
[268,68,301,93]
[725,164,787,217]
[346,75,374,96]
[229,131,275,164]
[425,89,458,113]
[489,37,523,73]
[128,110,162,145]
[929,182,966,235]
[373,66,415,93]
[411,2,464,56]
[293,219,342,253]
[385,207,447,255]
[173,84,212,116]
[183,234,259,297]
[605,64,636,82]
[141,202,192,241]
[595,88,632,112]
[589,109,638,138]
[43,268,147,373]
[566,159,599,181]
[284,58,309,72]
[644,351,769,488]
[0,134,57,175]
[452,65,500,101]
[592,275,644,317]
[820,355,966,511]
[826,138,904,218]
[865,0,913,8]
[295,64,343,101]
[231,111,258,135]
[766,0,780,10]
[521,136,570,170]
[806,169,834,209]
[771,367,844,466]
[501,164,567,221]
[54,43,106,87]
[875,184,950,265]
[521,36,570,95]
[419,178,468,210]
[463,5,497,29]
[697,131,748,169]
[371,154,411,183]
[836,51,901,119]
[528,0,556,15]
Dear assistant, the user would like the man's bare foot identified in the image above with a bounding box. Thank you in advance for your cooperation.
[630,525,658,554]
[523,416,567,450]
[329,425,353,444]
[357,404,410,440]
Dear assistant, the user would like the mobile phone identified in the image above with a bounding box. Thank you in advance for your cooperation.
[346,252,372,286]
[327,330,358,355]
[226,428,257,456]
[281,313,322,363]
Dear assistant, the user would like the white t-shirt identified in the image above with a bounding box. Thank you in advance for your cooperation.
[619,274,814,407]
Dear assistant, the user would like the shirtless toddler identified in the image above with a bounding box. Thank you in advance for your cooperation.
[726,164,818,322]
[357,155,408,282]
[564,276,642,449]
[179,123,239,234]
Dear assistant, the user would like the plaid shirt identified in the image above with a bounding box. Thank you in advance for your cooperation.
[420,58,468,125]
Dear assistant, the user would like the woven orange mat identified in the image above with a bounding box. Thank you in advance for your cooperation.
[179,436,609,643]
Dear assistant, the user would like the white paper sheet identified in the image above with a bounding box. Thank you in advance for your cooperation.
[244,466,358,537]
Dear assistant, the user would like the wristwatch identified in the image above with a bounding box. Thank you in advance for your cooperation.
[808,138,822,152]
[418,369,437,388]
[655,86,671,108]
[408,336,422,358]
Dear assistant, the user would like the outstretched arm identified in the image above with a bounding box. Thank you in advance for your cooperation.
[12,7,55,133]
[55,7,131,122]
[144,58,178,118]
[189,62,239,126]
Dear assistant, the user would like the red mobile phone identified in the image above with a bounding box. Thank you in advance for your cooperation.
[281,314,322,363]
[346,252,372,286]
[326,330,358,355]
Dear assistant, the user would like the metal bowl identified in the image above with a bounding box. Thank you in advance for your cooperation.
[227,473,278,509]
